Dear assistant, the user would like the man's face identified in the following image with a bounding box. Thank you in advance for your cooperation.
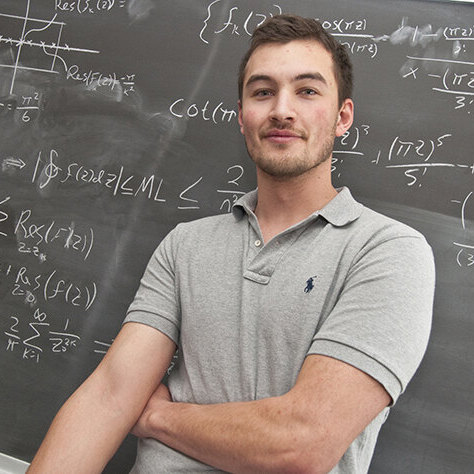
[238,39,353,179]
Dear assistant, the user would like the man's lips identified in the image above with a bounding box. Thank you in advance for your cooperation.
[263,129,303,143]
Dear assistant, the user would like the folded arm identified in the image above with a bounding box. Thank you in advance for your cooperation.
[28,322,176,474]
[133,353,391,474]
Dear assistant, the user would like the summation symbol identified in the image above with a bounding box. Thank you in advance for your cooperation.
[0,0,99,95]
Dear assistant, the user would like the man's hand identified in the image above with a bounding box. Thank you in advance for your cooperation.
[131,383,171,439]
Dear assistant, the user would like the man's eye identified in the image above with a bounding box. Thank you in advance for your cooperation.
[255,90,272,97]
[300,89,317,95]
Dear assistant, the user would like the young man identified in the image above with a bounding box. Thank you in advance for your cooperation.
[29,15,435,473]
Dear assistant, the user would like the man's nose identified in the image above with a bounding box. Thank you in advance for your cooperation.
[270,91,296,123]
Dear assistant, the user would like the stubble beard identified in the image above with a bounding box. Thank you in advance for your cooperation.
[246,129,336,180]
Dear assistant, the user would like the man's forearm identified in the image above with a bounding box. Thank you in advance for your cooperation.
[135,388,319,473]
[29,323,177,474]
[28,374,134,473]
[133,355,391,473]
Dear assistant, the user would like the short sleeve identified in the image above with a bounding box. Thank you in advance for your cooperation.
[123,227,181,344]
[308,234,435,404]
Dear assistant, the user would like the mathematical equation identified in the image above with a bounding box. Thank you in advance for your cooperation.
[0,93,41,123]
[200,2,378,58]
[0,196,9,238]
[332,124,371,179]
[0,0,136,112]
[169,97,237,124]
[402,58,474,114]
[1,148,250,212]
[392,16,474,114]
[430,67,474,114]
[199,0,282,44]
[14,208,94,262]
[217,165,246,212]
[452,191,474,269]
[0,263,97,311]
[5,308,80,363]
[369,132,474,187]
[199,3,474,67]
[66,66,136,96]
[318,17,379,59]
[54,0,125,15]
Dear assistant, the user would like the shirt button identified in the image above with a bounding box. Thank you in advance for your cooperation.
[254,239,262,247]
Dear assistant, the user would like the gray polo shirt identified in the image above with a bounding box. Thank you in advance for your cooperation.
[125,187,435,473]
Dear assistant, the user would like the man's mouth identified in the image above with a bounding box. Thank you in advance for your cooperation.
[263,129,303,144]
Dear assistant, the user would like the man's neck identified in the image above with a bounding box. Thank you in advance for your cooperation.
[254,166,337,244]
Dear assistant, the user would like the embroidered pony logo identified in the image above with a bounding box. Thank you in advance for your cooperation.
[304,275,317,293]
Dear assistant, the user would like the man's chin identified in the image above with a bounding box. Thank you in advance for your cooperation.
[256,162,311,180]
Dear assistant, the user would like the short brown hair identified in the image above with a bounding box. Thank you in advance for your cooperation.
[238,14,353,107]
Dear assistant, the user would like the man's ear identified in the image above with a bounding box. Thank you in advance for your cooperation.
[335,98,354,137]
[238,100,244,135]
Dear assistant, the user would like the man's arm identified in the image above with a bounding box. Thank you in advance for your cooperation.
[132,353,390,474]
[28,322,176,474]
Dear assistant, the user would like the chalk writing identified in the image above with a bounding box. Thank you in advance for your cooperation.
[339,125,370,151]
[178,177,203,210]
[66,64,118,88]
[21,147,253,211]
[55,0,118,14]
[31,148,167,202]
[0,97,24,124]
[2,157,26,173]
[401,26,474,113]
[94,339,112,354]
[370,133,473,187]
[340,40,378,59]
[0,1,100,96]
[15,209,94,261]
[388,18,442,48]
[387,134,452,162]
[317,18,368,34]
[1,92,43,123]
[315,18,379,58]
[166,352,179,376]
[427,66,474,114]
[443,26,474,42]
[169,98,237,124]
[0,0,134,117]
[50,328,80,353]
[456,248,474,267]
[217,165,247,212]
[200,0,282,43]
[0,196,10,237]
[66,65,136,96]
[452,191,474,269]
[332,125,370,179]
[3,263,97,311]
[4,309,80,363]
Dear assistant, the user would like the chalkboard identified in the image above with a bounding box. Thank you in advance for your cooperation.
[1,0,473,472]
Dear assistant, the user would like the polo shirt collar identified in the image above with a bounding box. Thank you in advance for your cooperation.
[232,189,258,219]
[319,187,363,226]
[232,187,363,227]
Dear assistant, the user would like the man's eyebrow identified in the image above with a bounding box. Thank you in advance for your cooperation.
[245,74,274,87]
[245,72,328,88]
[294,72,328,85]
